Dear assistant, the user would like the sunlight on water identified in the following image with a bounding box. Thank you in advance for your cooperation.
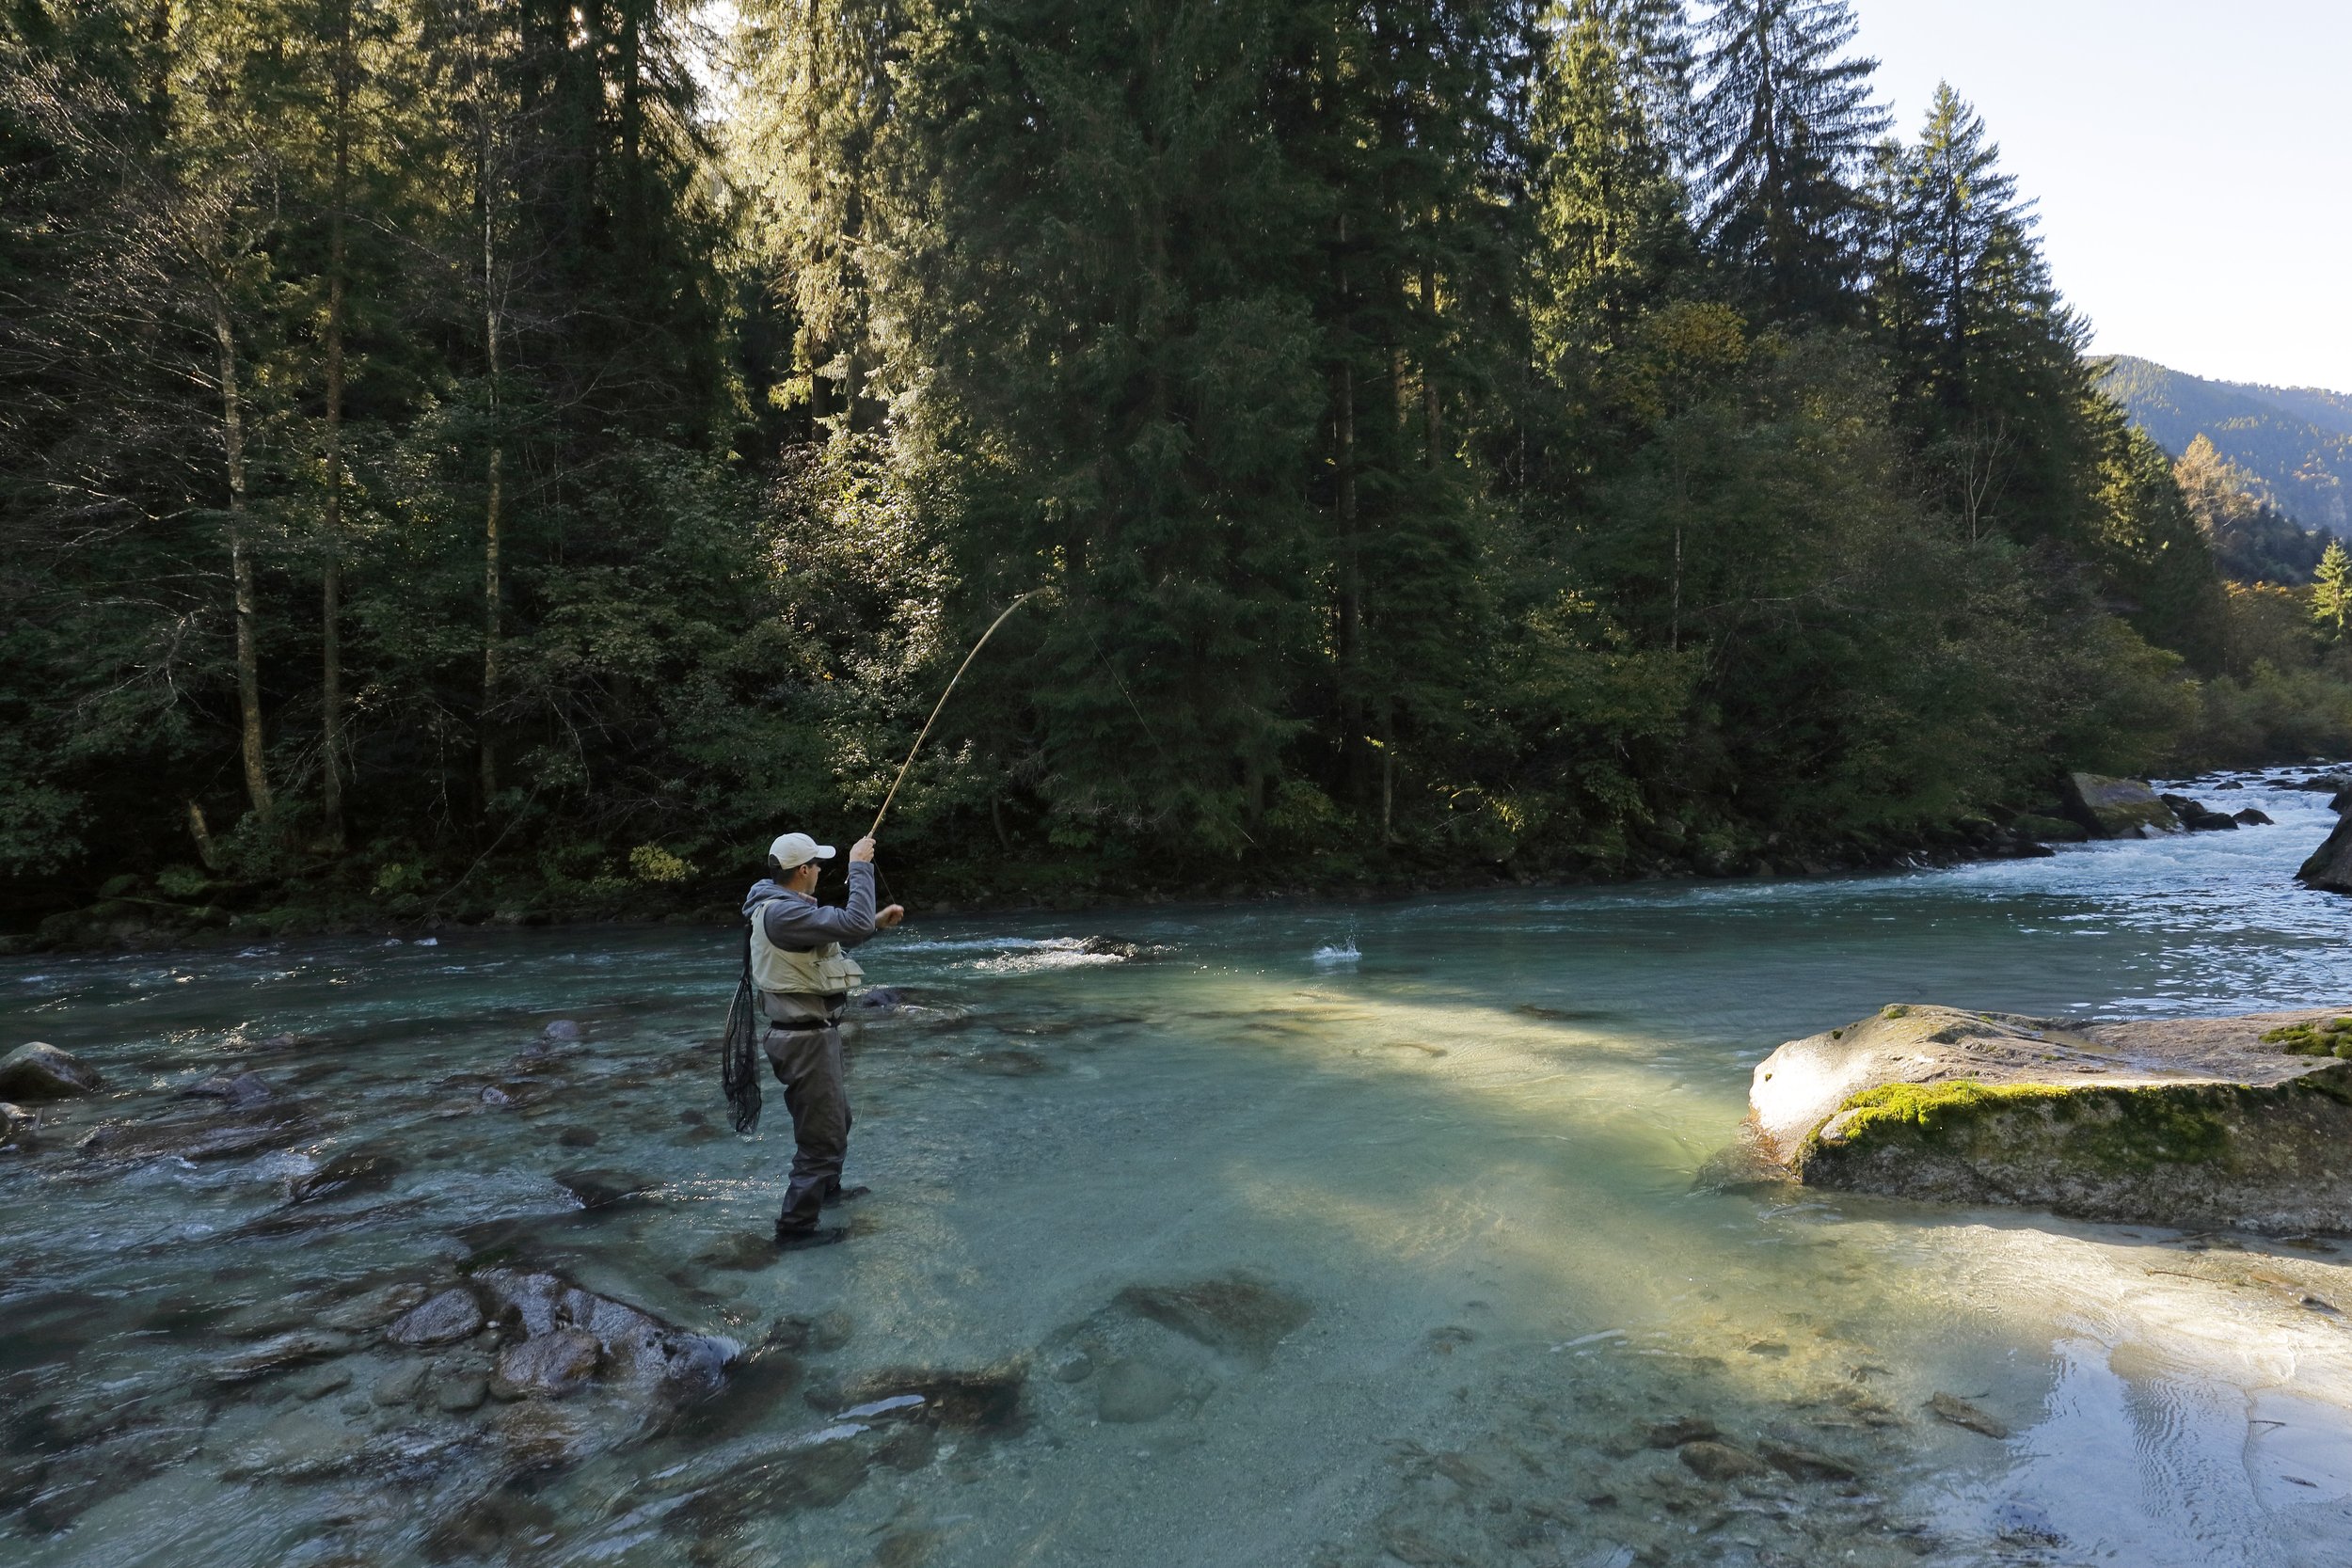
[2,771,2349,1566]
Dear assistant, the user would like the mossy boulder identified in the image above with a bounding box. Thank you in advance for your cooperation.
[1742,1004,2352,1234]
[2061,772,2181,839]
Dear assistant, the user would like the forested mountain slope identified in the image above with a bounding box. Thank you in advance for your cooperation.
[5,0,2350,943]
[2101,356,2352,531]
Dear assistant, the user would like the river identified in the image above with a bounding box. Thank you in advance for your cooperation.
[5,770,2350,1568]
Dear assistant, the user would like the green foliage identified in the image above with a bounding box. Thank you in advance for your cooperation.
[7,0,2350,936]
[2313,541,2352,641]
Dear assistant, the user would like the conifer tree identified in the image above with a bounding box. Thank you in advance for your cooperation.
[2315,541,2352,641]
[1692,0,1886,319]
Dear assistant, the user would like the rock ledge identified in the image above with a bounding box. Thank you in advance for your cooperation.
[1737,1004,2352,1234]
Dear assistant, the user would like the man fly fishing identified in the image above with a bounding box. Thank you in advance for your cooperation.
[742,832,904,1249]
[719,592,1036,1251]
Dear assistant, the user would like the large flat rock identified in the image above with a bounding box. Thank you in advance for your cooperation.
[1742,1004,2352,1234]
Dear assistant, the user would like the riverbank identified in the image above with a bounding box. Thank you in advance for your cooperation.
[17,769,2280,957]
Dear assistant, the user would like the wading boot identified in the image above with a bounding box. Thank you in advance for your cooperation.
[822,1184,870,1206]
[773,1224,848,1252]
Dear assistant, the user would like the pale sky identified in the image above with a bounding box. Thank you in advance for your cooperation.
[1851,0,2351,393]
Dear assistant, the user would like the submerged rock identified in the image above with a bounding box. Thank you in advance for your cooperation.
[550,1166,652,1210]
[1742,1004,2352,1234]
[471,1268,737,1399]
[1,1102,35,1149]
[0,1042,103,1101]
[1111,1275,1311,1368]
[496,1328,603,1397]
[1927,1391,2010,1439]
[2060,773,2180,838]
[2296,814,2352,894]
[386,1286,485,1347]
[207,1330,355,1384]
[1094,1358,1184,1422]
[183,1070,275,1107]
[76,1115,290,1164]
[1678,1439,1767,1481]
[288,1147,405,1204]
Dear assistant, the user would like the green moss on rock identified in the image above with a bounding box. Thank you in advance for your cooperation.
[2261,1018,2352,1058]
[1811,1078,2244,1176]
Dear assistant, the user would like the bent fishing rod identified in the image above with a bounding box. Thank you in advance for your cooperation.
[868,591,1040,839]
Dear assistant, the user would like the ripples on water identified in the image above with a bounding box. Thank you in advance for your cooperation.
[4,771,2350,1566]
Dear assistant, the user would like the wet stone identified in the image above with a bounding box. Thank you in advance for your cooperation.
[1679,1440,1770,1481]
[1112,1275,1311,1368]
[551,1166,651,1210]
[208,1330,354,1384]
[1095,1358,1184,1423]
[1761,1441,1858,1481]
[555,1125,599,1148]
[1927,1392,2009,1440]
[0,1102,36,1149]
[0,1041,103,1101]
[320,1281,430,1333]
[497,1328,603,1397]
[435,1373,489,1413]
[289,1148,405,1205]
[288,1364,354,1402]
[1644,1418,1721,1449]
[823,1366,1026,1434]
[183,1069,275,1108]
[373,1364,429,1406]
[387,1287,485,1347]
[77,1116,290,1164]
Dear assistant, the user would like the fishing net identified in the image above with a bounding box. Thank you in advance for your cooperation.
[720,920,763,1133]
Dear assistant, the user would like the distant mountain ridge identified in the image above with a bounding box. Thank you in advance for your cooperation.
[2099,355,2352,532]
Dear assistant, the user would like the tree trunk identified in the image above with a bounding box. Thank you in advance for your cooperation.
[480,442,501,803]
[1334,209,1363,797]
[476,19,503,808]
[320,0,353,850]
[213,293,273,817]
[1421,253,1440,467]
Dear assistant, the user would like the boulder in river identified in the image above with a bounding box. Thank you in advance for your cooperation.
[471,1268,737,1399]
[2060,773,2180,838]
[2297,814,2352,894]
[1740,1003,2352,1234]
[1,1102,36,1149]
[2158,794,2239,832]
[2233,808,2274,827]
[0,1041,103,1101]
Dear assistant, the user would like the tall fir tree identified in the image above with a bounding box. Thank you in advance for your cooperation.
[1692,0,1885,321]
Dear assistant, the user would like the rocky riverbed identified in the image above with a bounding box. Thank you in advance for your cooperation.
[5,766,2352,1565]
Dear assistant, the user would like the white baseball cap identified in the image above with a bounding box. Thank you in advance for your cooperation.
[767,832,836,869]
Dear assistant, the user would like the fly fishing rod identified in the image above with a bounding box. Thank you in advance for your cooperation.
[868,591,1039,838]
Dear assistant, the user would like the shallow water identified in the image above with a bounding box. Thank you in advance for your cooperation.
[6,771,2352,1568]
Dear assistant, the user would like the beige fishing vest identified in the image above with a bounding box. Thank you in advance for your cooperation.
[749,907,865,1001]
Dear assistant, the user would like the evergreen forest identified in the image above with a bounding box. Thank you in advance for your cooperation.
[8,0,2352,942]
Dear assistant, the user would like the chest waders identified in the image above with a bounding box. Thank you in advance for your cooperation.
[722,899,867,1136]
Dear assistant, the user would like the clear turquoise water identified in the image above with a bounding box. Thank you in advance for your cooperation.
[5,771,2350,1567]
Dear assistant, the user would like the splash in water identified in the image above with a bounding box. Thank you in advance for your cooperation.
[1311,937,1360,967]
